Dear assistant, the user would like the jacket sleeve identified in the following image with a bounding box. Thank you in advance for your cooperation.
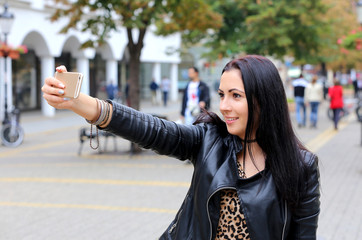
[181,84,188,116]
[290,152,321,239]
[101,101,205,161]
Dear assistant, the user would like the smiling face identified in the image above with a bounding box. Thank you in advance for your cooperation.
[218,69,250,139]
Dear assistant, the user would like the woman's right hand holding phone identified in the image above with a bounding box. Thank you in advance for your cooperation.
[41,66,104,125]
[41,65,74,110]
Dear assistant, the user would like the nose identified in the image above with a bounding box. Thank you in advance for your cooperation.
[219,97,231,112]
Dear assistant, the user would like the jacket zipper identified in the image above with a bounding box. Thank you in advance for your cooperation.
[281,200,288,240]
[206,187,236,240]
[168,209,184,234]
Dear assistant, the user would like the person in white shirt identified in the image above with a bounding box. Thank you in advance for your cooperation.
[181,67,210,125]
[305,76,323,128]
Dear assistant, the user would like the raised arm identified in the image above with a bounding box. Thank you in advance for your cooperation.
[42,66,205,160]
[102,101,205,160]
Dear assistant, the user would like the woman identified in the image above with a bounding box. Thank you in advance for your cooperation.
[328,79,344,130]
[305,75,323,128]
[42,55,320,240]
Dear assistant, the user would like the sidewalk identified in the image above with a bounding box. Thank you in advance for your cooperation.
[3,96,362,240]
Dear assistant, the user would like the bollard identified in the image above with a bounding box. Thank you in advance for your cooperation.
[357,106,362,146]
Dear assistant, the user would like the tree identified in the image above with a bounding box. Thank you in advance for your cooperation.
[320,0,362,71]
[192,0,329,66]
[51,0,222,111]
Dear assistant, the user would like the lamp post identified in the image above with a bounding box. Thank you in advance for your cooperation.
[357,1,362,25]
[0,2,14,125]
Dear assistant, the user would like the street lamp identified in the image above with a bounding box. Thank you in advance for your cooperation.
[357,1,362,25]
[0,2,14,125]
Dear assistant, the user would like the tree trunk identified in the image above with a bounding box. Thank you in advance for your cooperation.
[127,46,143,153]
[128,54,141,111]
[126,27,146,153]
[320,62,327,77]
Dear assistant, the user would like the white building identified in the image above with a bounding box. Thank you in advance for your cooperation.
[0,0,181,120]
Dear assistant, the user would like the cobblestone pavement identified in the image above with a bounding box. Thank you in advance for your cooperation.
[0,96,361,240]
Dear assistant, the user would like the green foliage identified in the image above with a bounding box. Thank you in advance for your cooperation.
[339,29,362,51]
[50,0,222,110]
[198,0,330,64]
[51,0,221,48]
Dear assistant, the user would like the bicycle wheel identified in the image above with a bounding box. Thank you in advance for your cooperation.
[1,124,24,147]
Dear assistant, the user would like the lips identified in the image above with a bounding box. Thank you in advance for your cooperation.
[224,117,239,124]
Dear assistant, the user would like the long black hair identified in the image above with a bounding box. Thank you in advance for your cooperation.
[196,55,309,207]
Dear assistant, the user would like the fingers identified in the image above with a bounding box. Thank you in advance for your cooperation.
[45,75,65,88]
[42,77,65,95]
[43,93,73,109]
[56,65,67,73]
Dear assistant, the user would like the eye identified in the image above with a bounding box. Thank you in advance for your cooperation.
[218,92,224,98]
[233,93,241,98]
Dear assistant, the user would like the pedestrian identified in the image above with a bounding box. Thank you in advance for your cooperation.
[41,55,320,239]
[125,80,130,107]
[149,78,159,105]
[106,80,118,100]
[352,76,358,98]
[328,78,344,130]
[292,73,308,128]
[161,76,171,107]
[305,75,323,128]
[181,67,210,125]
[357,72,362,97]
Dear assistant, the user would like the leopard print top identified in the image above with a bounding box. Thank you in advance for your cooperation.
[214,161,250,240]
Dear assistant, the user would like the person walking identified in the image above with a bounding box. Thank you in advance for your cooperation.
[292,73,308,128]
[305,75,323,128]
[149,78,159,105]
[161,76,171,107]
[106,80,118,100]
[328,78,344,130]
[181,67,210,125]
[42,55,320,240]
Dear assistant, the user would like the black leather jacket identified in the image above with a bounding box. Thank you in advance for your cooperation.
[103,102,320,240]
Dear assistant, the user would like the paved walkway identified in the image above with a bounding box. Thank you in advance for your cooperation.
[1,95,361,239]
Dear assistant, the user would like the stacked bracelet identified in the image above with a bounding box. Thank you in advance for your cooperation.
[86,99,111,126]
[85,99,112,150]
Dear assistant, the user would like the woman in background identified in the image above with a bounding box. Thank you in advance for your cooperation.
[328,78,344,130]
[305,75,324,128]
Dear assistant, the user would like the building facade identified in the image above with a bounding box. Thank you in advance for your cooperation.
[0,0,181,120]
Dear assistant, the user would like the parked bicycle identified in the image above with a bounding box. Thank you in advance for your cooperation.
[1,107,24,147]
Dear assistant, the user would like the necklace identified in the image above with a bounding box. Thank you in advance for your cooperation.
[240,138,257,143]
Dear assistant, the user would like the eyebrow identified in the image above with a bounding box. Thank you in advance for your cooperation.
[218,88,245,93]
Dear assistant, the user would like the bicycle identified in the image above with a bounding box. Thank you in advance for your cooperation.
[1,107,24,147]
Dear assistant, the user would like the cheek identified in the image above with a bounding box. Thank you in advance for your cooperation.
[238,101,249,119]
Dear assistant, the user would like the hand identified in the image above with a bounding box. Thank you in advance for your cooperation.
[41,65,74,110]
[199,101,206,109]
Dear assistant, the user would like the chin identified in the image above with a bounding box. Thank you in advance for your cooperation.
[226,127,243,138]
